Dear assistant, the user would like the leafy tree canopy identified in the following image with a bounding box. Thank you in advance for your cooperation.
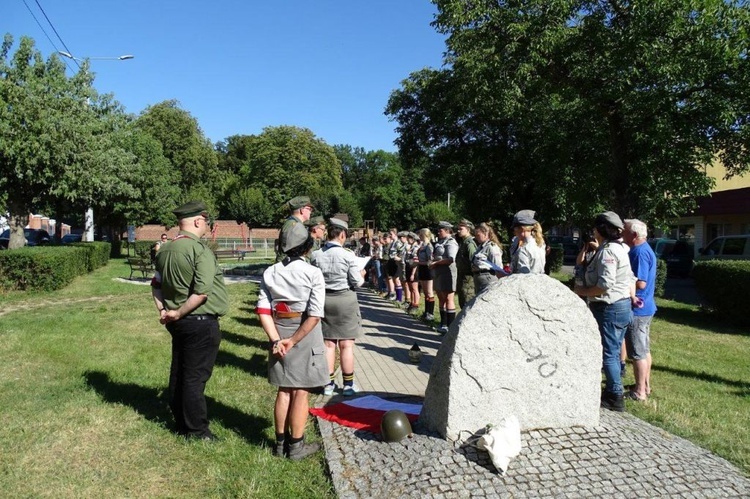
[388,0,750,228]
[0,34,133,248]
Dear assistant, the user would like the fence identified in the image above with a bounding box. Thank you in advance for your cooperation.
[213,237,277,260]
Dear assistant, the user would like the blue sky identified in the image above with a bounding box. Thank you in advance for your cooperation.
[6,0,447,151]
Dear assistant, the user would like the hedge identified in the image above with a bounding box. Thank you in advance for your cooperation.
[545,245,564,274]
[692,260,750,326]
[0,242,111,292]
[655,259,667,298]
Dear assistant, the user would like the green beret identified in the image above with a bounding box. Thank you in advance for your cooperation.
[281,222,309,253]
[328,217,348,230]
[173,200,208,220]
[287,196,313,210]
[304,215,325,227]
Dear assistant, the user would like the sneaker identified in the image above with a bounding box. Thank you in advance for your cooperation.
[288,439,321,461]
[601,391,625,412]
[387,292,396,300]
[323,382,336,396]
[342,383,360,396]
[436,325,448,334]
[423,313,435,322]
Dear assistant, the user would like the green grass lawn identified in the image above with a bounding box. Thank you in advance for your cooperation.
[0,258,334,498]
[0,262,748,497]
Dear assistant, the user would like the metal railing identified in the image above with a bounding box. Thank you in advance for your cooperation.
[213,237,276,260]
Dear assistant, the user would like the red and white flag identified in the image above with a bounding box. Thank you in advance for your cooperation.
[310,395,422,433]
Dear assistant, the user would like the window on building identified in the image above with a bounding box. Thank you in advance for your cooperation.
[707,223,731,241]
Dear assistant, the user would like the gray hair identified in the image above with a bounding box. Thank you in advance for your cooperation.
[624,219,648,239]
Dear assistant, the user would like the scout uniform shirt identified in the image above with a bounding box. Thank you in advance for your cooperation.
[154,231,229,316]
[584,240,633,304]
[310,241,365,291]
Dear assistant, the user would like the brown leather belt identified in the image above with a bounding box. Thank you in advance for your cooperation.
[274,311,302,319]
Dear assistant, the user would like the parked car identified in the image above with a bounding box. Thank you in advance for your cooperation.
[696,235,750,262]
[0,228,52,249]
[61,233,83,244]
[647,238,695,277]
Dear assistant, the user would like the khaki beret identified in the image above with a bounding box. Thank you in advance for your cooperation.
[595,211,624,230]
[281,222,310,253]
[328,217,348,230]
[512,210,537,227]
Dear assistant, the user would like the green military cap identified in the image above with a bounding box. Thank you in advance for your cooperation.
[328,217,348,230]
[305,215,325,227]
[287,196,313,210]
[458,219,475,230]
[282,222,310,253]
[172,200,208,220]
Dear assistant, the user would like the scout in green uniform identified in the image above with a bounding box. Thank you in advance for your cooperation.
[151,200,228,441]
[305,215,326,252]
[276,196,314,262]
[455,219,478,308]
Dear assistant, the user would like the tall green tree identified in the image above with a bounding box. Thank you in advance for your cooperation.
[0,34,133,248]
[388,0,750,227]
[334,145,428,229]
[220,126,343,223]
[135,100,220,212]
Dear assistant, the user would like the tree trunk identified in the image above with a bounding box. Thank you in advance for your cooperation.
[6,202,27,250]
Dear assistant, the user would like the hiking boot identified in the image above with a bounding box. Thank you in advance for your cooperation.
[601,391,625,412]
[274,440,287,457]
[288,439,321,461]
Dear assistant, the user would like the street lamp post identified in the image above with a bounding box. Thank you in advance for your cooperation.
[58,50,134,242]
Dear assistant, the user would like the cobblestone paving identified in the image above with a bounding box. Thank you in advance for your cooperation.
[320,408,749,498]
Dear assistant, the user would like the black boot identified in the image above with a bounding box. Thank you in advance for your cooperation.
[601,391,625,412]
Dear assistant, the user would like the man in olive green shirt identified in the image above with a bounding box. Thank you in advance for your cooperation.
[455,219,477,308]
[151,200,228,441]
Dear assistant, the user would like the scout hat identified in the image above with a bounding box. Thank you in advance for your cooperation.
[512,210,537,227]
[397,231,409,238]
[287,196,313,211]
[437,221,453,230]
[328,217,348,230]
[304,215,325,228]
[173,200,208,220]
[407,232,418,240]
[457,219,475,230]
[281,221,310,253]
[595,211,624,230]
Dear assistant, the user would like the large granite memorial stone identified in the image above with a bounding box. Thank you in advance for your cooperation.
[421,273,602,440]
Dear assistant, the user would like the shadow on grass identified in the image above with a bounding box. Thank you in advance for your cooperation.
[651,364,750,394]
[233,315,262,328]
[84,371,272,445]
[221,329,268,350]
[656,302,748,336]
[215,350,267,376]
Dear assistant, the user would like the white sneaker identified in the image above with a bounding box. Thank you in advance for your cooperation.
[323,382,336,396]
[342,383,360,396]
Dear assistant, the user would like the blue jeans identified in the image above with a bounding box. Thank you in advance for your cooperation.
[590,299,632,396]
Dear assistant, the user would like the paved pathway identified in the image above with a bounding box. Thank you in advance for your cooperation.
[314,289,750,498]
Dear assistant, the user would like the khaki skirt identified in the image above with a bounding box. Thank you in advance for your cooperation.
[268,316,328,389]
[322,289,363,340]
[433,264,457,292]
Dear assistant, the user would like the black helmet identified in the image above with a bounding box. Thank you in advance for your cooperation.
[381,410,412,442]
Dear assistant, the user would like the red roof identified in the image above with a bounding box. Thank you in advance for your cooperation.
[693,187,750,216]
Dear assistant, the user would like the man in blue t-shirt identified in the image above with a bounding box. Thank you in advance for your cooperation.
[623,219,657,401]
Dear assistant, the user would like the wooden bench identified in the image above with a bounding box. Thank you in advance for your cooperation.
[127,257,155,279]
[213,249,248,262]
